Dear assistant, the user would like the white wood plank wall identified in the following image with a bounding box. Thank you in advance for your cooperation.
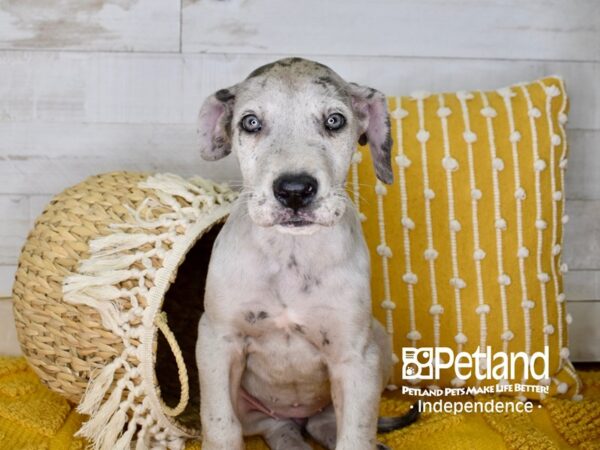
[0,0,598,360]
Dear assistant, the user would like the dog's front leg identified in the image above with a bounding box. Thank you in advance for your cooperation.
[328,339,383,450]
[196,314,245,450]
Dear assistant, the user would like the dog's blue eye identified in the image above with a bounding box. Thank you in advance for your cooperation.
[325,113,346,131]
[241,114,262,133]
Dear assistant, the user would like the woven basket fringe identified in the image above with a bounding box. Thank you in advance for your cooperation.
[78,381,127,447]
[89,233,163,255]
[77,358,122,415]
[79,253,148,272]
[59,173,236,450]
[116,420,139,450]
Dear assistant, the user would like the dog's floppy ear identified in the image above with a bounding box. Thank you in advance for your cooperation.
[198,86,238,161]
[348,83,393,184]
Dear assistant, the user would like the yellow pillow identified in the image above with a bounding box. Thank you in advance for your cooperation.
[355,77,581,399]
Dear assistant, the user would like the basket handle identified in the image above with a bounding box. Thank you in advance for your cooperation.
[154,311,190,417]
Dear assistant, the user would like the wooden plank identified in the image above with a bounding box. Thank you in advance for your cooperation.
[565,270,600,302]
[182,0,600,62]
[566,130,600,199]
[29,195,53,222]
[0,51,185,123]
[0,0,180,52]
[0,299,21,356]
[0,51,598,130]
[563,200,600,271]
[0,196,29,266]
[0,122,241,195]
[568,301,600,362]
[0,265,16,298]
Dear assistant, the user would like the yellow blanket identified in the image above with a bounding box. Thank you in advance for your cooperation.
[1,357,598,449]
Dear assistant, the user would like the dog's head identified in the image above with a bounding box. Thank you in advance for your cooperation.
[198,57,393,234]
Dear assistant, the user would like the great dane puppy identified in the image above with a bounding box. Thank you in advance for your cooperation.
[196,57,417,450]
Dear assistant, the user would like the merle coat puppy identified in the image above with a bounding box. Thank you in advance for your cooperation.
[196,57,417,450]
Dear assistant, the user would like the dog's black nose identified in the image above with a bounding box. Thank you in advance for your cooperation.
[273,173,318,211]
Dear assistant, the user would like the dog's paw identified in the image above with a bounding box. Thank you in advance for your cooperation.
[202,443,243,450]
[335,441,388,450]
[201,437,244,450]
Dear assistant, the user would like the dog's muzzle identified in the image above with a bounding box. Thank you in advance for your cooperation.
[272,173,318,214]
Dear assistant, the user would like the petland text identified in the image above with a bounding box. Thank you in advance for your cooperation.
[402,346,549,381]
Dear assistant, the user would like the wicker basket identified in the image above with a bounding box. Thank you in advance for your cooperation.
[12,171,237,450]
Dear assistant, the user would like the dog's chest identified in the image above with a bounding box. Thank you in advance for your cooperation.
[235,253,335,342]
[210,215,369,351]
[232,256,335,391]
[256,244,349,348]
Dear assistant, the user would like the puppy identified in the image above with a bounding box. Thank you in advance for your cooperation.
[196,57,417,450]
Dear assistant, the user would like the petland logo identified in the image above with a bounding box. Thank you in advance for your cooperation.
[402,346,549,381]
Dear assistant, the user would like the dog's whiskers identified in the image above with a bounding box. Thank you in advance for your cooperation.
[332,186,371,207]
